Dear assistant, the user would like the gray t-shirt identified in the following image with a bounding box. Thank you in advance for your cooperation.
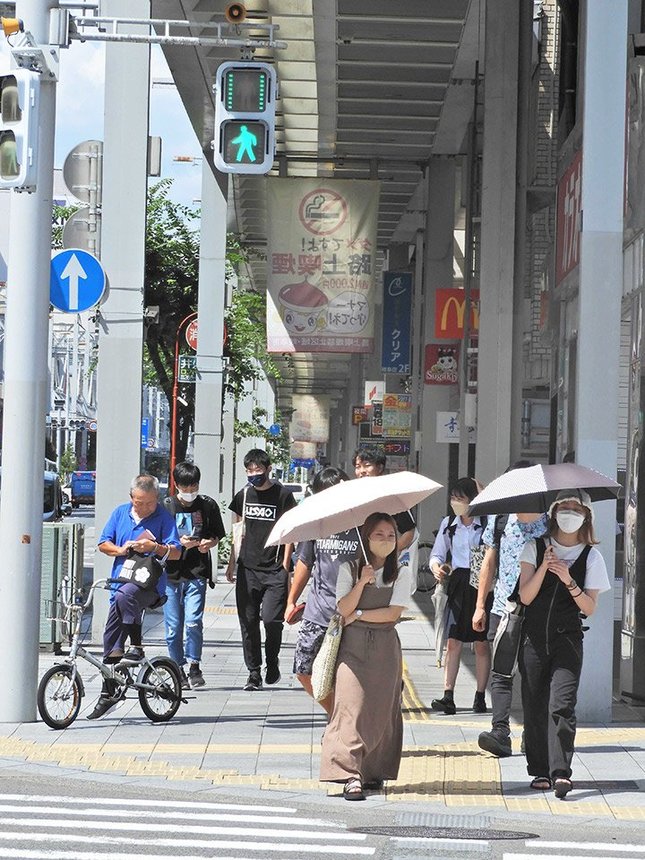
[298,529,361,627]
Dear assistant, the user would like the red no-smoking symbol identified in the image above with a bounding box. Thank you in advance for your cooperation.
[298,188,348,236]
[186,319,198,351]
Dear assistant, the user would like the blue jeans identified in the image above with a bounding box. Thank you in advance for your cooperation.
[164,577,207,666]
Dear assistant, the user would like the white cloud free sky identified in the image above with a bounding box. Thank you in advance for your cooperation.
[1,37,204,208]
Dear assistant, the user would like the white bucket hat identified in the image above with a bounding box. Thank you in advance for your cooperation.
[547,488,594,523]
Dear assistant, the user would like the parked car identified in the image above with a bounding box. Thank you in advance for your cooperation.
[70,470,96,507]
[0,469,68,522]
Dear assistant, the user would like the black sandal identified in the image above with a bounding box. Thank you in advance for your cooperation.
[343,777,365,801]
[530,776,552,790]
[554,777,573,799]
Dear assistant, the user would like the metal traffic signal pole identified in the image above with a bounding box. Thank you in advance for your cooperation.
[0,0,58,721]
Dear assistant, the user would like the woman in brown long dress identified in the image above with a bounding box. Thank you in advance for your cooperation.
[320,513,412,801]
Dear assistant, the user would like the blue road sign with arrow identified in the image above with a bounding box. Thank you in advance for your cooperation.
[50,248,106,313]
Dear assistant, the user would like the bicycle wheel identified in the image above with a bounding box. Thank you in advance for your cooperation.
[138,658,182,722]
[37,664,82,729]
[416,542,437,593]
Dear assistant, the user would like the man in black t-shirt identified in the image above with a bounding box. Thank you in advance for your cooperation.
[226,448,297,691]
[163,462,225,689]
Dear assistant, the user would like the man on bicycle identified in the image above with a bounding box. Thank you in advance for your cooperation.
[88,475,181,720]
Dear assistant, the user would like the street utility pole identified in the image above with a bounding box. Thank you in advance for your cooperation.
[0,0,58,721]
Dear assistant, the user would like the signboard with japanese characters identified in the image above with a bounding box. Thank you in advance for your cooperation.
[555,148,582,286]
[266,179,379,353]
[178,354,197,383]
[436,411,477,444]
[290,394,330,443]
[352,406,369,425]
[424,343,459,384]
[434,289,480,339]
[382,393,412,439]
[371,402,383,436]
[381,272,412,374]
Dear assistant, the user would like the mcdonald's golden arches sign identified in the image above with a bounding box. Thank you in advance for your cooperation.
[434,288,480,339]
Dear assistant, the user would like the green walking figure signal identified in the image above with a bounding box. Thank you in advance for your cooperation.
[231,124,257,162]
[213,61,277,174]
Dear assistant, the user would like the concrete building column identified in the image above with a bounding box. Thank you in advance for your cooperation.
[193,164,227,500]
[93,1,151,640]
[475,0,521,484]
[575,0,628,722]
[416,159,456,541]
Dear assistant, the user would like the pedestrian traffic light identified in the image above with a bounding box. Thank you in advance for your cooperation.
[213,61,277,174]
[0,69,40,190]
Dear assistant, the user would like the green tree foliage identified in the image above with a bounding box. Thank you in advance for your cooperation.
[144,180,200,462]
[59,443,77,483]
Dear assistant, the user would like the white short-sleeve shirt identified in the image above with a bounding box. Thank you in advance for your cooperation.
[336,561,411,610]
[520,538,611,592]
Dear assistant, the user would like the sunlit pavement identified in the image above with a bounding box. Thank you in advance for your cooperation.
[0,579,643,822]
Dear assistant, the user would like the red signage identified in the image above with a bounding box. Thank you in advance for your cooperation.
[424,344,459,384]
[185,319,198,351]
[434,289,480,340]
[555,149,582,285]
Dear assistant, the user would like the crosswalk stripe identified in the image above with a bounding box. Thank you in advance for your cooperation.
[504,855,642,860]
[0,832,372,853]
[0,817,367,842]
[0,843,374,857]
[0,794,297,814]
[529,843,645,854]
[394,836,489,847]
[0,803,335,829]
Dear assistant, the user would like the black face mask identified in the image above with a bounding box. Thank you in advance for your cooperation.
[247,473,267,487]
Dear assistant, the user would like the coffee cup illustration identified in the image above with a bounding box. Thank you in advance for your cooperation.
[278,279,328,335]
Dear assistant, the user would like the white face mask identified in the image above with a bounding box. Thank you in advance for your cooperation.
[450,500,469,517]
[556,510,585,534]
[369,538,397,558]
[177,491,198,503]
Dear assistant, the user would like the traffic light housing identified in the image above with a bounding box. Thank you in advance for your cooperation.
[213,61,277,174]
[0,69,40,190]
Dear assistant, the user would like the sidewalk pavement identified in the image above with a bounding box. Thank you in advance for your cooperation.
[0,580,644,820]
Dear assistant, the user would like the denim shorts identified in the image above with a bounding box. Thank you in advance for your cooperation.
[292,619,328,675]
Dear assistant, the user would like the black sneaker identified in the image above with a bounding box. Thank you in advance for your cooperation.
[118,647,145,665]
[478,730,512,757]
[188,662,205,688]
[86,693,124,720]
[244,671,262,691]
[179,668,190,690]
[431,695,456,715]
[265,664,281,685]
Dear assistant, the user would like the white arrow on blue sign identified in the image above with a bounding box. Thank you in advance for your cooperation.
[50,248,106,313]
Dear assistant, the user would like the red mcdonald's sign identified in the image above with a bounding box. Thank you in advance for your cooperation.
[434,289,480,339]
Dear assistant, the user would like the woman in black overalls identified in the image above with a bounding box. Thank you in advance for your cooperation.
[518,490,609,799]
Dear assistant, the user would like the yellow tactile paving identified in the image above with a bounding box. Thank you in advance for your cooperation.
[0,732,643,818]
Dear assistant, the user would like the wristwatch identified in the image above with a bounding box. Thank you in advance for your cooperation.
[355,609,363,618]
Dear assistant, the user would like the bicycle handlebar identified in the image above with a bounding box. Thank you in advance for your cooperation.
[59,576,112,612]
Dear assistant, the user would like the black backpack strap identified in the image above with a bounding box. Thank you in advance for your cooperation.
[475,514,488,544]
[442,517,458,565]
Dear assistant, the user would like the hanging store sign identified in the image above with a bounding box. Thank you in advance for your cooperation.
[382,393,412,439]
[352,406,369,425]
[555,148,582,286]
[290,394,330,443]
[381,272,412,374]
[434,289,480,339]
[364,380,385,407]
[424,343,459,384]
[266,179,379,353]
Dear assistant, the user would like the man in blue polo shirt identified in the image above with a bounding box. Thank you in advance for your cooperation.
[88,474,181,719]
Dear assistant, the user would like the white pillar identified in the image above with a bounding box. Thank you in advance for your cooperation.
[475,0,520,483]
[575,0,628,723]
[0,0,57,722]
[93,1,150,640]
[193,163,227,499]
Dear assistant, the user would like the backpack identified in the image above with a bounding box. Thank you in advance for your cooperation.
[492,513,510,578]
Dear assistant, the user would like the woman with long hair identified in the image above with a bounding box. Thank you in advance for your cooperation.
[518,489,610,799]
[320,512,412,801]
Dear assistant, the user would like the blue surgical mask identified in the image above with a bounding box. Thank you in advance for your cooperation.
[247,473,267,487]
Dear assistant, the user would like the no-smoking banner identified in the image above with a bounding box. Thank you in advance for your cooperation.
[298,188,348,236]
